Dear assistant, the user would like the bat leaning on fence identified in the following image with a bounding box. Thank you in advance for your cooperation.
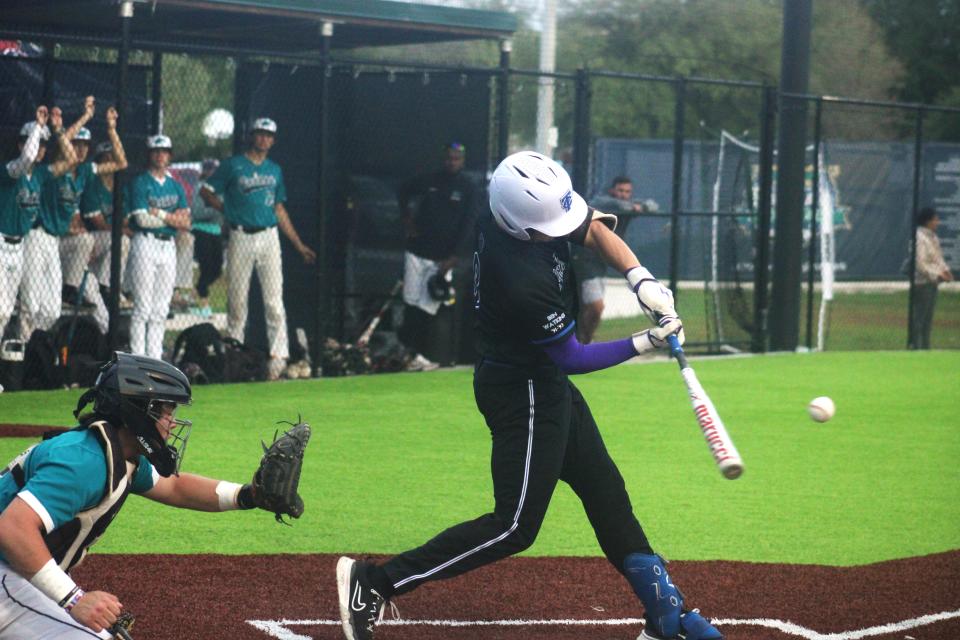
[667,334,744,480]
[356,280,404,347]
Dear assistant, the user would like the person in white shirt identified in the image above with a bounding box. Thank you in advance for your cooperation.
[910,207,954,349]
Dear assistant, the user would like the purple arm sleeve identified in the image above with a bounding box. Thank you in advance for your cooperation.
[540,332,637,375]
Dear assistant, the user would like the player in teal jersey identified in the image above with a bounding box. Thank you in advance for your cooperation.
[19,98,92,341]
[0,353,293,638]
[201,117,316,380]
[127,134,190,359]
[0,106,50,341]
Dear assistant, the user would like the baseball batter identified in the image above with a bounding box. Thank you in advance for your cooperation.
[338,152,722,640]
[0,352,305,638]
[16,101,87,341]
[201,117,316,380]
[126,134,190,359]
[0,107,50,342]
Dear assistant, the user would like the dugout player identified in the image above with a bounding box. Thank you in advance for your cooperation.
[200,118,316,380]
[0,107,52,342]
[77,109,130,333]
[0,352,286,638]
[337,152,723,640]
[127,134,191,359]
[18,100,89,341]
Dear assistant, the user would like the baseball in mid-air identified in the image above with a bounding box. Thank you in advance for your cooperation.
[808,396,835,423]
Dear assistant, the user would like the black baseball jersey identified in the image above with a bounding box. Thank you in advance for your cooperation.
[399,169,479,261]
[473,212,578,368]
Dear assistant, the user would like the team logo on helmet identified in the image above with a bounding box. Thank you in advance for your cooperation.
[560,190,573,213]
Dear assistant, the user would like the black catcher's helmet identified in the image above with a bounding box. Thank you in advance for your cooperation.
[74,352,193,477]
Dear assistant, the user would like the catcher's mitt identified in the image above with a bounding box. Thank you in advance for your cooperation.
[251,420,311,523]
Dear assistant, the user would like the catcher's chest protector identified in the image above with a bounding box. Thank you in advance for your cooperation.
[7,421,137,571]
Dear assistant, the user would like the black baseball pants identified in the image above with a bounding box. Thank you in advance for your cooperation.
[380,361,652,595]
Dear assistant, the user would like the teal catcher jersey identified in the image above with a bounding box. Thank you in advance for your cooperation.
[128,171,187,237]
[0,163,52,237]
[0,428,157,564]
[204,155,286,227]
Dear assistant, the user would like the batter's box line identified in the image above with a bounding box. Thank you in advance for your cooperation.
[248,608,960,640]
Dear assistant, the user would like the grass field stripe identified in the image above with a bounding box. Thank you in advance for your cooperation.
[246,609,960,638]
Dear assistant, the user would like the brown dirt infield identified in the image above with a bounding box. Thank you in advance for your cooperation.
[69,551,960,640]
[0,424,69,438]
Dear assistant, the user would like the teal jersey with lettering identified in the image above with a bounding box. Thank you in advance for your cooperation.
[80,174,119,227]
[204,155,286,227]
[37,162,95,236]
[0,428,158,564]
[0,163,51,237]
[128,171,187,238]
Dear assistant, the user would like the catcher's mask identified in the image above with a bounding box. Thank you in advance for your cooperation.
[75,352,193,477]
[427,271,455,306]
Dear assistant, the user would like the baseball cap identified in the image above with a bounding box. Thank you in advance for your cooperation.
[446,141,466,152]
[73,127,92,142]
[251,117,277,134]
[146,134,173,150]
[19,121,51,141]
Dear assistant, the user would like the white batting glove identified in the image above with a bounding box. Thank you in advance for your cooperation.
[625,266,678,326]
[631,318,685,355]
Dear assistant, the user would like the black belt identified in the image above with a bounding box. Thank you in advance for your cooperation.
[230,224,275,234]
[2,235,22,245]
[139,231,172,241]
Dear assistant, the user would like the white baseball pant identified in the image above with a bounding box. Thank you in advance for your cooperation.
[128,232,176,359]
[0,239,24,340]
[20,228,62,341]
[174,230,194,289]
[226,226,288,359]
[90,231,129,289]
[59,232,95,289]
[0,562,111,639]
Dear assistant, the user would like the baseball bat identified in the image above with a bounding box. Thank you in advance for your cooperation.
[356,279,403,347]
[62,269,91,368]
[667,334,744,480]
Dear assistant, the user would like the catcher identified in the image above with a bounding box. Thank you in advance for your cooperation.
[0,352,310,638]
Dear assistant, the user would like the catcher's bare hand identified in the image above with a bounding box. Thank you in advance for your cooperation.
[69,590,122,633]
[246,420,311,523]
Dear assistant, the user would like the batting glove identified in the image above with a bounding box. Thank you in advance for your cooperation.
[625,266,678,326]
[632,318,684,355]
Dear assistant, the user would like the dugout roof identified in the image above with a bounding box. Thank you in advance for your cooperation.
[0,0,517,52]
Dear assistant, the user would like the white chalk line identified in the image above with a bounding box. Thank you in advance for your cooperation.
[247,608,960,640]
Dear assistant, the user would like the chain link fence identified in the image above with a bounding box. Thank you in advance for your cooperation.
[1,30,958,391]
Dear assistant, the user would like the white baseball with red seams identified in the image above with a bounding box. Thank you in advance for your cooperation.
[808,396,836,422]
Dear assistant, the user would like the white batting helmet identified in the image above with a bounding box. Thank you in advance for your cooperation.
[73,127,92,142]
[146,134,173,150]
[19,121,50,141]
[251,117,277,134]
[488,151,588,241]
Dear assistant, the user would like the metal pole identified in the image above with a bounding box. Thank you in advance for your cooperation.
[770,0,813,351]
[535,0,556,157]
[313,21,334,373]
[497,39,512,162]
[669,76,686,297]
[806,97,822,350]
[150,51,162,134]
[906,107,924,349]
[232,56,248,156]
[571,68,591,195]
[108,1,133,351]
[753,85,777,353]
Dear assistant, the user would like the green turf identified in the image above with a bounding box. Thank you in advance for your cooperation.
[1,351,958,566]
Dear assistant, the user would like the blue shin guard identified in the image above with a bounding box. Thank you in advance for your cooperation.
[624,553,682,638]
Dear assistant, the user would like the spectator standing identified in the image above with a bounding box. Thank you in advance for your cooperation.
[572,175,658,343]
[201,118,316,380]
[0,107,50,341]
[126,134,190,359]
[396,142,479,369]
[910,207,954,349]
[18,102,87,341]
[189,158,223,318]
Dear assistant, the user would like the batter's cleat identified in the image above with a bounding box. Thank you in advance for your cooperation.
[638,609,723,640]
[337,556,386,640]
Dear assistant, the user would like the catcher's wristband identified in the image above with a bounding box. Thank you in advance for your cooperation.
[237,483,257,510]
[215,480,248,511]
[30,558,79,607]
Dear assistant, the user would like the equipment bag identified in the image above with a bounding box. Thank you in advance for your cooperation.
[222,337,267,383]
[172,322,225,384]
[22,330,62,390]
